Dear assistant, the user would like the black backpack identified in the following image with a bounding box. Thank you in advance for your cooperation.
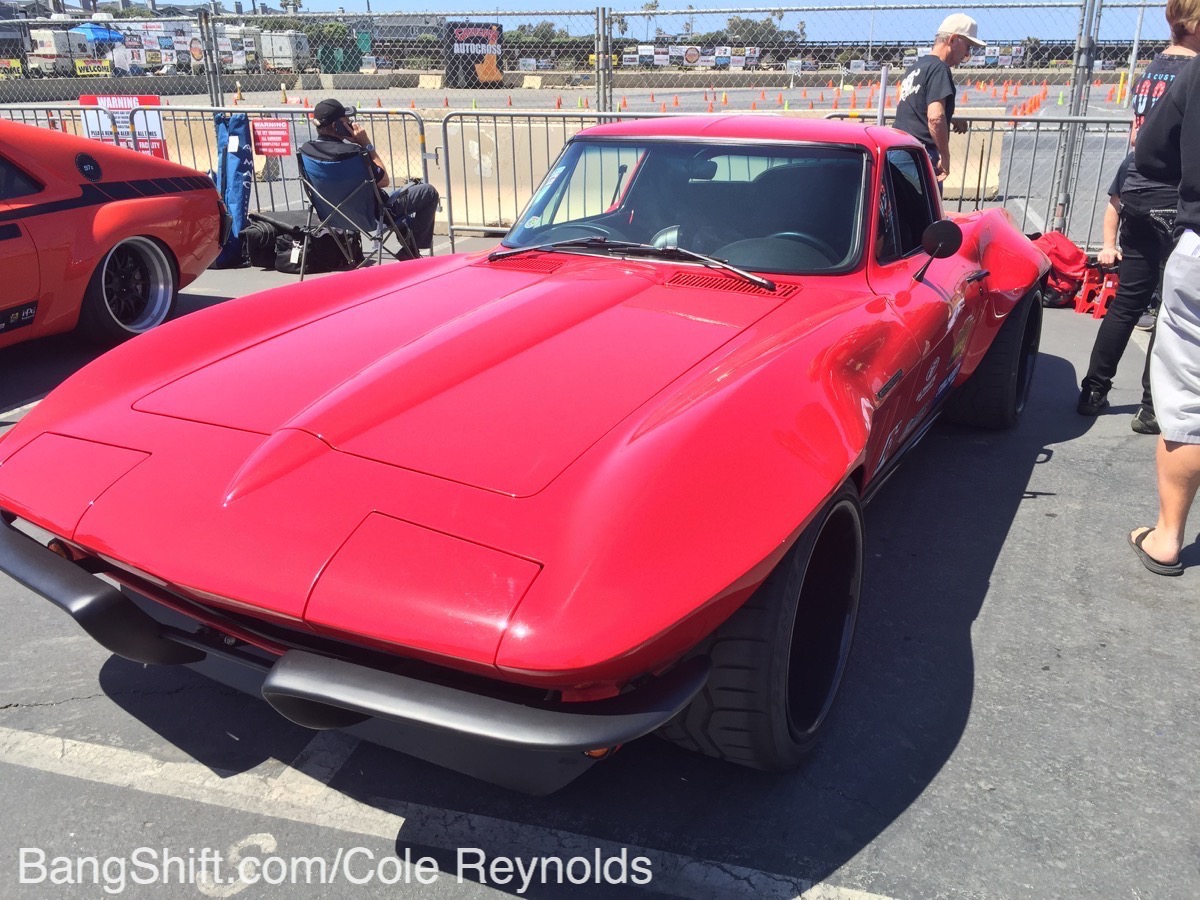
[241,217,279,268]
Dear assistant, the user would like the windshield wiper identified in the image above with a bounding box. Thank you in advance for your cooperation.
[487,236,645,261]
[488,238,776,293]
[619,244,777,292]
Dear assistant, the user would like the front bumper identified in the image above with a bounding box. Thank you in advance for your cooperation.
[0,518,710,793]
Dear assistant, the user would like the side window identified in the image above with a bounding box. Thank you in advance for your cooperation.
[0,156,42,201]
[877,150,935,262]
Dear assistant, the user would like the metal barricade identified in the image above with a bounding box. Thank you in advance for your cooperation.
[127,105,429,217]
[0,104,117,141]
[829,112,1132,250]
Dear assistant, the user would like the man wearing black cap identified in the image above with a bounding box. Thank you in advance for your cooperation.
[302,98,440,253]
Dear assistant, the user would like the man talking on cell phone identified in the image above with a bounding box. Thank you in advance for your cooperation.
[302,99,440,254]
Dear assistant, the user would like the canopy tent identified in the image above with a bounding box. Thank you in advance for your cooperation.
[68,22,126,43]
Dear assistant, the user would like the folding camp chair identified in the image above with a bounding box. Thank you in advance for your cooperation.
[294,146,417,281]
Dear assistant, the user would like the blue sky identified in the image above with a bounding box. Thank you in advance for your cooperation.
[294,2,1170,45]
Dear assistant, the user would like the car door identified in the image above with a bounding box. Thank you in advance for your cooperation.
[867,148,983,460]
[0,153,42,345]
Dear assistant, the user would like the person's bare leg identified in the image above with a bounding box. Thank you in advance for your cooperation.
[1133,438,1200,564]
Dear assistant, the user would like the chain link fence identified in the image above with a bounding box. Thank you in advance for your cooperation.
[0,3,1169,110]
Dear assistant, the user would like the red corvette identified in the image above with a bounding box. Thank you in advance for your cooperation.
[0,120,226,349]
[0,117,1048,793]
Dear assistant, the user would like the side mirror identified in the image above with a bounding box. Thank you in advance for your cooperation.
[914,220,964,282]
[921,219,963,257]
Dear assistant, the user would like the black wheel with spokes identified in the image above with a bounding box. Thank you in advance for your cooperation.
[79,237,177,345]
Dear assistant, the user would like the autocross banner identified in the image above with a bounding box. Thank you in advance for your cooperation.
[444,22,503,89]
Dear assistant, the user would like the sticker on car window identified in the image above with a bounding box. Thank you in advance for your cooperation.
[524,215,541,229]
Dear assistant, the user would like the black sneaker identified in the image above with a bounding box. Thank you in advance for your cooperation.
[1131,407,1160,434]
[1134,311,1156,331]
[1077,389,1109,416]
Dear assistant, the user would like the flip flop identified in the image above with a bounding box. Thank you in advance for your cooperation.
[1129,528,1184,576]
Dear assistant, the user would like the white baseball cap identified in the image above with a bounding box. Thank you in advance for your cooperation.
[938,13,986,47]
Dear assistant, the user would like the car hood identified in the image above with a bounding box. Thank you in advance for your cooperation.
[134,255,790,496]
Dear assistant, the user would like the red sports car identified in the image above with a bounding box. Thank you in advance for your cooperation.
[0,119,226,349]
[0,117,1048,793]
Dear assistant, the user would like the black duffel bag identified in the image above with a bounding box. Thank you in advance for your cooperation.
[273,231,363,275]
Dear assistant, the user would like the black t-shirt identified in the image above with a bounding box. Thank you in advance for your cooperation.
[893,55,956,150]
[1119,53,1193,215]
[1108,150,1178,214]
[1136,55,1200,233]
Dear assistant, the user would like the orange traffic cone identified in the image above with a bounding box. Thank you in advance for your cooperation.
[808,101,814,110]
[820,91,825,103]
[751,100,757,110]
[443,96,449,107]
[620,96,628,110]
[673,95,679,107]
[409,98,416,109]
[759,88,766,100]
[660,101,667,113]
[555,96,562,109]
[802,87,808,98]
[649,91,655,102]
[832,96,839,110]
[707,101,714,113]
[827,79,834,88]
[721,91,728,105]
[303,97,310,107]
[777,92,783,105]
[507,95,512,106]
[962,90,969,105]
[376,97,382,108]
[584,96,590,108]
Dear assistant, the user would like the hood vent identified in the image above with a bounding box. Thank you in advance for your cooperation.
[480,256,565,273]
[667,272,799,297]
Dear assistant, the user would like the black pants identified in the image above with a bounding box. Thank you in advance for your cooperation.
[385,181,440,251]
[1080,214,1173,412]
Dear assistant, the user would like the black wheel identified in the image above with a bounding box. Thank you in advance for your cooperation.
[78,237,177,345]
[658,484,864,769]
[765,230,842,264]
[943,286,1042,429]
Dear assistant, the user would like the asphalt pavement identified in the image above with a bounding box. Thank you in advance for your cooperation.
[0,249,1197,900]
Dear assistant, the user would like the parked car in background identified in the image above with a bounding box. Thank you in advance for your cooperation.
[0,120,227,349]
[0,117,1047,794]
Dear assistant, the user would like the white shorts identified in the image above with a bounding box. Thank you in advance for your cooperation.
[1150,228,1200,444]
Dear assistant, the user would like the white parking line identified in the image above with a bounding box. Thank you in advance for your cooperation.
[0,724,893,899]
[0,399,42,422]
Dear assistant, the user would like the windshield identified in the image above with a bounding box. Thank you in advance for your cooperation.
[504,138,867,274]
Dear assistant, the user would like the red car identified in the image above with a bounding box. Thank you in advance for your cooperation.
[0,117,1048,793]
[0,120,226,349]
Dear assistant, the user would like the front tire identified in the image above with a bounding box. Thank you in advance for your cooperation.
[944,286,1042,429]
[658,484,864,769]
[78,237,178,345]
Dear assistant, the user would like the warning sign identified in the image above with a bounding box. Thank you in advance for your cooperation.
[250,118,292,157]
[78,94,168,160]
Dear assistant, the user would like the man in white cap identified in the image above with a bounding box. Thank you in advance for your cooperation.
[893,14,985,189]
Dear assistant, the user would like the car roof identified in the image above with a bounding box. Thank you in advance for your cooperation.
[576,115,920,151]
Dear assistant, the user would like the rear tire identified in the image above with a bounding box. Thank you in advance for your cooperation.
[943,287,1042,429]
[657,484,863,770]
[78,237,178,345]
